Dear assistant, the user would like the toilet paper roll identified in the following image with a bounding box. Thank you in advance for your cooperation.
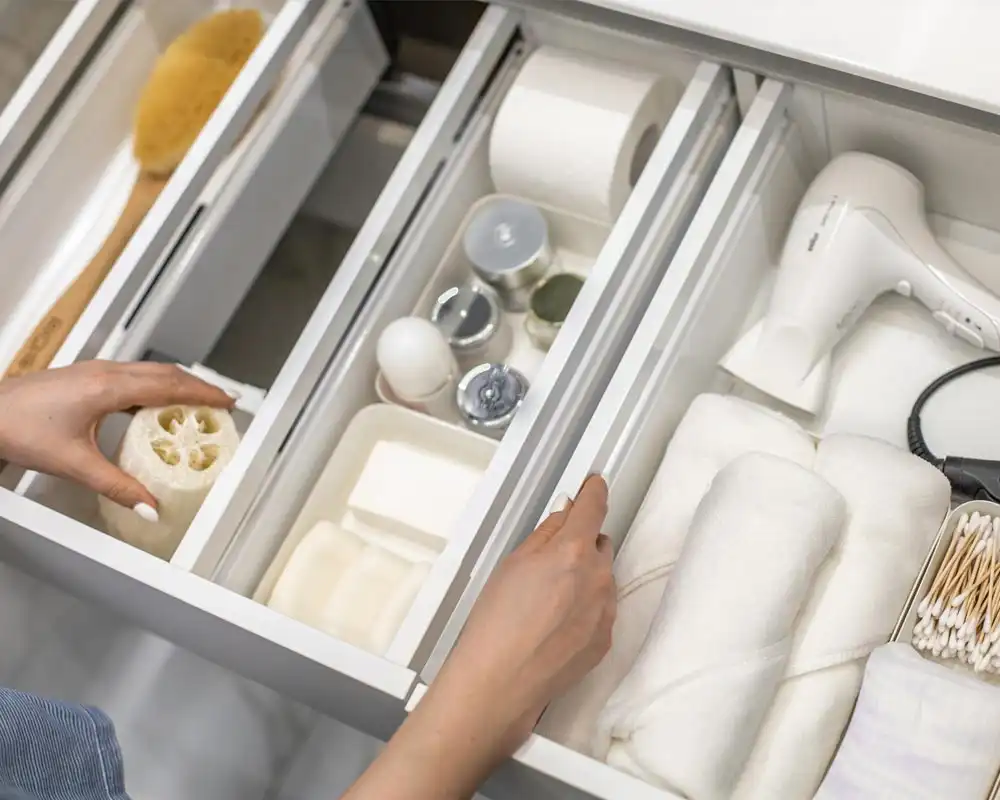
[489,46,676,224]
[98,405,240,560]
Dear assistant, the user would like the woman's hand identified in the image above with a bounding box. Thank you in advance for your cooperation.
[0,361,233,516]
[344,475,616,800]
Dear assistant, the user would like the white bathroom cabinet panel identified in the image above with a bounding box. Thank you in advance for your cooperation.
[0,0,383,381]
[0,0,124,186]
[429,70,1000,799]
[0,3,738,741]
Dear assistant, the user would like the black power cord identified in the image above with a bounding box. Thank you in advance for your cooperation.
[907,355,1000,501]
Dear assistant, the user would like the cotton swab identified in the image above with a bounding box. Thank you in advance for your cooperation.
[914,512,1000,675]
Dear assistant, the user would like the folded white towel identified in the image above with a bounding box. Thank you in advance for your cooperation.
[537,394,816,754]
[733,435,951,799]
[817,643,1000,800]
[595,452,844,800]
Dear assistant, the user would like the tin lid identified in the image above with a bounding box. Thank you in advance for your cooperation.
[456,363,529,432]
[430,283,502,351]
[462,198,550,285]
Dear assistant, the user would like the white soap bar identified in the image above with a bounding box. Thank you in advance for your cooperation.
[98,405,240,560]
[320,546,430,655]
[347,440,483,543]
[267,520,430,656]
[267,521,366,629]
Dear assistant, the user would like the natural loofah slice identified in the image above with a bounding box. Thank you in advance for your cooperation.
[98,405,240,560]
[169,8,264,67]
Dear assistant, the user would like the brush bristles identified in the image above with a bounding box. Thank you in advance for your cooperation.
[133,51,241,176]
[132,8,265,175]
[169,9,265,67]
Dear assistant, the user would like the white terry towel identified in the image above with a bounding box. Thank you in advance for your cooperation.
[595,452,845,800]
[537,393,816,754]
[733,435,951,799]
[816,643,1000,800]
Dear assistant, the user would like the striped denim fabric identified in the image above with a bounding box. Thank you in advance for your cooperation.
[0,688,129,800]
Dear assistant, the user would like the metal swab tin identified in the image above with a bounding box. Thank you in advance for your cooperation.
[430,281,511,368]
[892,499,1000,799]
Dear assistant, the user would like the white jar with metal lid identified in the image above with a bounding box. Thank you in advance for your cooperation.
[455,363,530,439]
[430,282,512,369]
[462,197,552,312]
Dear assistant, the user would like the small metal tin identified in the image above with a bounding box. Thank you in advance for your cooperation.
[462,197,551,312]
[456,363,529,439]
[430,282,510,366]
[525,272,585,352]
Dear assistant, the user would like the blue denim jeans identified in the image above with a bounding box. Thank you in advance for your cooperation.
[0,688,128,800]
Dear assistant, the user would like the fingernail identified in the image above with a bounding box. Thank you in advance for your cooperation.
[225,389,241,400]
[133,503,159,523]
[549,493,571,514]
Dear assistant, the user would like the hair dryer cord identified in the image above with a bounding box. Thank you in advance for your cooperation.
[908,356,1000,501]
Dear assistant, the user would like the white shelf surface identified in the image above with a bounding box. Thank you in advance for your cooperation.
[578,0,1000,116]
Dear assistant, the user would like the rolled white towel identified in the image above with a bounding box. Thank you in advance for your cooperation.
[595,452,844,799]
[733,434,951,799]
[817,643,1000,800]
[537,394,815,754]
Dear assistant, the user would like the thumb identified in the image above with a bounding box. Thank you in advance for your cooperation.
[69,447,159,515]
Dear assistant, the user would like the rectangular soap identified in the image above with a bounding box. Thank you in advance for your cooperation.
[346,439,483,545]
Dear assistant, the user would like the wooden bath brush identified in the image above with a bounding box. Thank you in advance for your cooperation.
[4,9,264,378]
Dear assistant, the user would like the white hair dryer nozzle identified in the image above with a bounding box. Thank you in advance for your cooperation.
[720,320,831,415]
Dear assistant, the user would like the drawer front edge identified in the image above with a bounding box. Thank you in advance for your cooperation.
[553,78,793,512]
[412,61,739,676]
[0,488,416,740]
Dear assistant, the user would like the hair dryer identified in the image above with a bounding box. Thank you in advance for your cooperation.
[720,151,1000,414]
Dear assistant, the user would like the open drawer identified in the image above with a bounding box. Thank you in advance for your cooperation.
[0,0,384,381]
[424,77,1000,799]
[0,4,738,738]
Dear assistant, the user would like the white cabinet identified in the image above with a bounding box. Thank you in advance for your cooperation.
[6,0,995,795]
[0,1,738,743]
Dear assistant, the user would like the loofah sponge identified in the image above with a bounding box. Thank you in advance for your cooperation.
[98,405,240,560]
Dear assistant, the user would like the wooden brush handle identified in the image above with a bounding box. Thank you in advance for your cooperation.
[5,174,168,378]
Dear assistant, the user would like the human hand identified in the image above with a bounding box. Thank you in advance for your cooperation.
[0,360,233,516]
[433,474,616,750]
[343,476,615,800]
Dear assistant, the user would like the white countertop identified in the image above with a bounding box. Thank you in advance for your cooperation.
[580,0,1000,116]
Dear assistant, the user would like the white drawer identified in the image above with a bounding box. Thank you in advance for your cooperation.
[435,74,1000,799]
[0,4,738,740]
[0,0,384,380]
